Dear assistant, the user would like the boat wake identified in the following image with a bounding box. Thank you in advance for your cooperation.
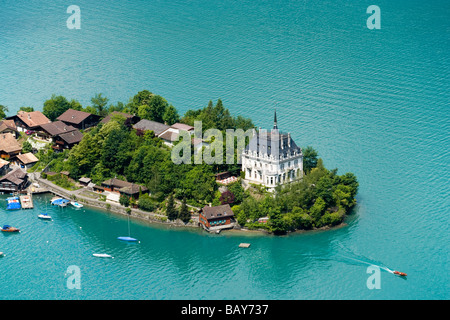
[332,241,396,274]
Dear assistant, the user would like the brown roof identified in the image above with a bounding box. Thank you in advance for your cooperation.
[57,129,83,145]
[119,184,148,195]
[0,159,9,169]
[158,130,179,142]
[0,133,21,154]
[16,152,39,165]
[101,178,148,195]
[57,109,95,125]
[0,168,27,186]
[201,204,234,220]
[102,178,131,189]
[79,177,92,183]
[171,123,194,131]
[133,119,169,136]
[40,121,76,136]
[0,120,17,133]
[16,111,50,128]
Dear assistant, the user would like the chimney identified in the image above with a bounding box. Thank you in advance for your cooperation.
[28,114,31,119]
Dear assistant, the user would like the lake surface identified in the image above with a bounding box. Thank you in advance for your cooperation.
[0,0,449,299]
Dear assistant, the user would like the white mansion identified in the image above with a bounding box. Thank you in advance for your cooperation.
[241,111,303,191]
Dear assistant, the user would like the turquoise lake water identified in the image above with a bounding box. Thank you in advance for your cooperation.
[0,0,449,299]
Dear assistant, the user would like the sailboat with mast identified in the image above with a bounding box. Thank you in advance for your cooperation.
[117,210,138,242]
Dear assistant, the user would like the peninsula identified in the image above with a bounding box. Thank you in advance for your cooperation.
[0,91,358,235]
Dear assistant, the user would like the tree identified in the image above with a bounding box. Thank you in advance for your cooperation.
[303,146,319,174]
[219,190,235,205]
[166,193,178,221]
[19,106,34,112]
[119,194,130,207]
[43,95,71,121]
[22,140,33,153]
[0,105,8,119]
[178,197,191,224]
[138,193,155,212]
[163,104,180,125]
[91,93,109,117]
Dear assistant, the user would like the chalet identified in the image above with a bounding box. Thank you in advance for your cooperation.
[52,129,83,151]
[133,119,169,136]
[37,121,76,142]
[6,111,50,133]
[0,133,22,160]
[101,178,148,200]
[57,109,101,130]
[16,152,39,169]
[0,168,28,192]
[0,120,19,138]
[100,112,140,126]
[199,204,235,232]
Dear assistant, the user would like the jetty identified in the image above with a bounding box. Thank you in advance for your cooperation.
[19,195,34,209]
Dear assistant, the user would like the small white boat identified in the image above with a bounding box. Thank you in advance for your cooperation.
[71,201,83,208]
[38,213,52,220]
[93,253,113,258]
[0,252,4,257]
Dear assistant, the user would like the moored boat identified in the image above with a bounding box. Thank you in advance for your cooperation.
[393,271,407,277]
[38,213,52,220]
[117,236,138,242]
[70,201,83,208]
[1,225,20,232]
[93,253,113,258]
[51,198,70,207]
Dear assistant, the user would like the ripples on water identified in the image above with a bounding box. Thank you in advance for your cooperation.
[0,0,449,299]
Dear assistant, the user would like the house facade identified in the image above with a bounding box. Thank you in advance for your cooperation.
[199,204,235,232]
[241,111,303,192]
[0,168,28,192]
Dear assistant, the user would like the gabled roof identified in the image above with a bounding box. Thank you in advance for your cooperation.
[57,109,97,125]
[201,204,234,220]
[133,119,169,136]
[158,130,179,142]
[15,111,50,128]
[57,129,83,145]
[39,121,76,136]
[101,178,148,195]
[0,133,21,154]
[16,152,39,165]
[171,123,194,131]
[0,120,17,132]
[0,168,27,185]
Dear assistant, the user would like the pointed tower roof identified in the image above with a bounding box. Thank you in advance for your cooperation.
[273,109,278,130]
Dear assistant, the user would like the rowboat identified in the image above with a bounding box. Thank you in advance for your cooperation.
[1,225,20,232]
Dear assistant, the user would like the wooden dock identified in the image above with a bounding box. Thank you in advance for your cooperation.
[19,195,34,209]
